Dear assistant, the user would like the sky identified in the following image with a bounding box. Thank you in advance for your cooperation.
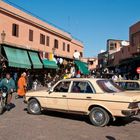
[3,0,140,57]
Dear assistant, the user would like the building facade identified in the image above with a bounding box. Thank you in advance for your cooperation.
[106,39,130,67]
[0,0,83,60]
[82,57,98,70]
[98,51,108,69]
[130,21,140,56]
[98,21,140,78]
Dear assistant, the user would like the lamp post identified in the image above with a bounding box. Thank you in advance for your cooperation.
[52,47,56,55]
[1,30,6,43]
[0,30,6,58]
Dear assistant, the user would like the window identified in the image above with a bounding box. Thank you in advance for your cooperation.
[80,52,83,57]
[97,80,123,93]
[71,81,95,93]
[89,61,93,65]
[109,42,117,50]
[53,81,71,92]
[29,29,33,41]
[40,34,45,45]
[63,42,65,51]
[110,46,114,50]
[54,39,58,48]
[46,36,50,46]
[12,24,19,37]
[114,43,117,48]
[67,44,70,52]
[128,47,130,52]
[116,82,140,90]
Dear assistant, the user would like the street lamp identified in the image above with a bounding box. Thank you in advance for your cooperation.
[52,47,56,55]
[1,30,6,43]
[0,30,6,59]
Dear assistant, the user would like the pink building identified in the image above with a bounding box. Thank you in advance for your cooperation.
[129,21,140,56]
[82,57,98,70]
[106,39,130,67]
[0,0,84,60]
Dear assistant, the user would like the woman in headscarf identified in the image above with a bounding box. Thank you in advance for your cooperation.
[16,72,27,99]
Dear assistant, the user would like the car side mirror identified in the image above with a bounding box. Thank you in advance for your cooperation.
[48,88,53,94]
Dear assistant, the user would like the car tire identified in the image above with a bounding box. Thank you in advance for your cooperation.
[27,99,41,115]
[89,107,110,127]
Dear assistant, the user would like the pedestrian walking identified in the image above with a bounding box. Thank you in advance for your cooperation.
[32,79,38,91]
[16,72,27,99]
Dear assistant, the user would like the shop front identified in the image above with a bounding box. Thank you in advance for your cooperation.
[0,44,59,88]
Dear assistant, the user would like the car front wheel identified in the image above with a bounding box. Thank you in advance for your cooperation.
[89,107,110,127]
[27,99,41,115]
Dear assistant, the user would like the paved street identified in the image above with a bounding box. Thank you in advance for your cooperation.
[0,93,140,140]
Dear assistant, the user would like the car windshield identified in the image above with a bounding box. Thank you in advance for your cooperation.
[97,80,124,93]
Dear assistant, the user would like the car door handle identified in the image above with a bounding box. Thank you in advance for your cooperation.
[62,95,67,98]
[86,97,92,99]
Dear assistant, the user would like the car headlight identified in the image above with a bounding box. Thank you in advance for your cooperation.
[128,102,138,109]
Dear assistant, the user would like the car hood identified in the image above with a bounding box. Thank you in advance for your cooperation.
[26,90,48,97]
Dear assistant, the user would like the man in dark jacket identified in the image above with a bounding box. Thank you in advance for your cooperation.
[0,73,16,110]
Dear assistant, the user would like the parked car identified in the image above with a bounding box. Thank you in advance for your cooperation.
[25,78,140,127]
[115,80,140,91]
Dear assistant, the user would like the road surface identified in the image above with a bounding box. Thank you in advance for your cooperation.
[0,93,140,140]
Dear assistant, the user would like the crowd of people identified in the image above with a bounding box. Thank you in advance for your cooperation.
[0,67,139,111]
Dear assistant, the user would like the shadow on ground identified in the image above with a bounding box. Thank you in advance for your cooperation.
[109,117,140,126]
[24,108,140,127]
[106,136,116,140]
[1,103,16,115]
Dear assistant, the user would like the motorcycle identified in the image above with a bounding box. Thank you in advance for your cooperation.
[0,86,8,114]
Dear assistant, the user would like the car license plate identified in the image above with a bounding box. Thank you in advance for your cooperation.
[2,93,6,98]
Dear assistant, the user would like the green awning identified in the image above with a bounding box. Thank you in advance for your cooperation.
[28,51,43,69]
[42,59,58,69]
[74,60,90,75]
[4,46,31,69]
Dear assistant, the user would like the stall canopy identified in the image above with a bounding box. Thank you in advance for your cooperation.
[28,51,43,69]
[3,46,31,69]
[42,59,58,69]
[74,60,90,75]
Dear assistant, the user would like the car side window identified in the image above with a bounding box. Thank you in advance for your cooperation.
[71,81,95,94]
[53,81,70,92]
[117,82,140,90]
[126,82,139,90]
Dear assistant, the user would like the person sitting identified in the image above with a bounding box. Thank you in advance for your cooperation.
[85,85,93,93]
[72,86,81,93]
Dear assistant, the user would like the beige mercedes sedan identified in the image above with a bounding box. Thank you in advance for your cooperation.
[25,78,140,127]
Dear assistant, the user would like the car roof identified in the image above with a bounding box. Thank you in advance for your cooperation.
[115,80,140,83]
[60,78,106,82]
